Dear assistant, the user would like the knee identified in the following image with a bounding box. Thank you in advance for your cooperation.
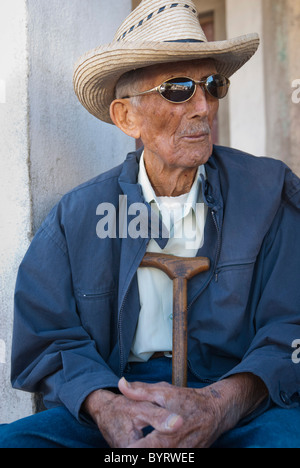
[0,420,61,448]
[0,424,28,448]
[214,407,300,448]
[256,407,300,448]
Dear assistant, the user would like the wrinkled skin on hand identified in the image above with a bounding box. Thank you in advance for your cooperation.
[84,373,267,448]
[83,374,268,448]
[118,379,223,448]
[83,384,183,448]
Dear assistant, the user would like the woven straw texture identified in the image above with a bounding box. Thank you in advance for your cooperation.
[73,0,259,124]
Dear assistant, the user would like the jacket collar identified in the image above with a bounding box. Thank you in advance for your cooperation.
[203,148,224,214]
[118,146,224,212]
[116,147,224,372]
[118,148,169,248]
[117,147,224,309]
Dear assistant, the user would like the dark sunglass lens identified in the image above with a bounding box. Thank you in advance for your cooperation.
[206,75,230,99]
[160,78,195,102]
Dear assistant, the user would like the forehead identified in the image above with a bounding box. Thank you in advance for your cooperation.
[142,59,217,86]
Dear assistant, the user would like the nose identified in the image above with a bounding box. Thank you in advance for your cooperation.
[189,84,209,118]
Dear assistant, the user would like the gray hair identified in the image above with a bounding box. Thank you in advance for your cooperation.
[115,67,147,106]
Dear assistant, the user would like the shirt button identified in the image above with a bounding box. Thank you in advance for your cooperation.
[169,314,173,321]
[280,391,291,406]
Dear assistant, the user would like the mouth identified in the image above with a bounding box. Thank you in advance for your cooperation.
[182,131,210,141]
[179,123,211,142]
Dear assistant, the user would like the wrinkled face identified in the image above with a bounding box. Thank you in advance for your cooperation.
[132,59,219,169]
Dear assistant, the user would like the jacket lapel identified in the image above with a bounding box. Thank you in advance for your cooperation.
[187,152,224,305]
[115,148,224,373]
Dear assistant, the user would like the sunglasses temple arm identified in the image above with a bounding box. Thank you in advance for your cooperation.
[126,86,159,99]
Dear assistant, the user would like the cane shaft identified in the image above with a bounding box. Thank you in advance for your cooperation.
[172,277,188,387]
[140,253,210,388]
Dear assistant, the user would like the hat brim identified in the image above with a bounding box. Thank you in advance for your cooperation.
[73,34,259,124]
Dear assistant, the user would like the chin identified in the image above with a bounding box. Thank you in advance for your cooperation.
[184,149,212,168]
[182,140,213,166]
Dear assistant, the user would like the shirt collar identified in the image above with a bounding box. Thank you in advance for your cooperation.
[138,152,158,206]
[138,151,206,218]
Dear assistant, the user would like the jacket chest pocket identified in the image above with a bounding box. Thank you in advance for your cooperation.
[215,261,255,281]
[213,261,256,309]
[75,287,118,359]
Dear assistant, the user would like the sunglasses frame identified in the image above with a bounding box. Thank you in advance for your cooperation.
[122,74,230,103]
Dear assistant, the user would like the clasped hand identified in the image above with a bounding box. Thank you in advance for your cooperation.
[85,378,224,448]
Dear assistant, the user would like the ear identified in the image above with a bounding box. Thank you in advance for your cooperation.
[110,99,141,140]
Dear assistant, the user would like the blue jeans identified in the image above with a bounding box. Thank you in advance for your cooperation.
[1,358,300,448]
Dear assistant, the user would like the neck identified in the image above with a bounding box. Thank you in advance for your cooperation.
[143,151,198,197]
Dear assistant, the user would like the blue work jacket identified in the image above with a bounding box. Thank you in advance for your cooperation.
[11,145,300,421]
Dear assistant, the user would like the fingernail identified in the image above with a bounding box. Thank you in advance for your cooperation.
[165,414,180,429]
[121,377,131,388]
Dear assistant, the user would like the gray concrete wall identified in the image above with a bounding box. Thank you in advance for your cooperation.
[27,0,135,232]
[0,0,134,423]
[263,0,300,176]
[226,0,267,157]
[0,0,34,424]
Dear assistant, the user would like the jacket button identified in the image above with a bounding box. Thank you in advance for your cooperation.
[280,391,291,405]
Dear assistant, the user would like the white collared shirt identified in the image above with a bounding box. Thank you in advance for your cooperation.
[129,153,207,362]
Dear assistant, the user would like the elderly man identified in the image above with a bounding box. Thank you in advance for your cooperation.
[1,0,300,449]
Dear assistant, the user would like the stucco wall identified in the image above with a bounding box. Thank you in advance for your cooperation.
[0,0,134,424]
[263,0,300,175]
[0,0,33,424]
[27,0,135,232]
[226,0,267,157]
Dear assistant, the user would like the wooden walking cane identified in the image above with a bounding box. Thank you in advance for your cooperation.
[140,253,210,388]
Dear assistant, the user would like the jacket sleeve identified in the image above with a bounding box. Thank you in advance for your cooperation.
[223,197,300,409]
[11,211,120,421]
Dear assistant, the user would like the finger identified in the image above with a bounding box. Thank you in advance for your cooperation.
[128,430,176,449]
[135,401,183,435]
[118,378,169,407]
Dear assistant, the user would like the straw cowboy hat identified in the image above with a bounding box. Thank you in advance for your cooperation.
[73,0,260,124]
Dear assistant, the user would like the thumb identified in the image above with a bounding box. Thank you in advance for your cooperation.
[118,377,169,407]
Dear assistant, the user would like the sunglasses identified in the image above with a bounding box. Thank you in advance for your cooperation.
[123,74,230,103]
